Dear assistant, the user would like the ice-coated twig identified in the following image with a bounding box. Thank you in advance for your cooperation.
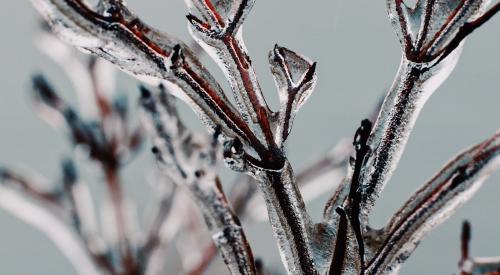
[322,97,384,223]
[349,0,500,223]
[140,86,257,275]
[386,0,500,63]
[31,75,115,167]
[269,44,317,147]
[185,1,319,272]
[186,0,273,139]
[365,131,500,274]
[35,26,142,159]
[327,120,372,275]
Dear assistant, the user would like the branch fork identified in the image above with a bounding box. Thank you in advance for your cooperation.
[387,0,500,64]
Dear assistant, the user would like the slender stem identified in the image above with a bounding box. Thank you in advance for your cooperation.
[329,207,349,275]
[366,132,500,274]
[361,61,423,209]
[255,162,317,275]
[435,2,500,63]
[191,177,257,275]
[460,221,471,275]
[358,53,461,221]
[187,1,275,150]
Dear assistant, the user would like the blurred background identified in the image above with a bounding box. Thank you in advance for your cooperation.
[0,1,499,274]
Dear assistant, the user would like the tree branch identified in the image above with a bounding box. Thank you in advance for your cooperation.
[365,131,500,274]
[186,0,274,146]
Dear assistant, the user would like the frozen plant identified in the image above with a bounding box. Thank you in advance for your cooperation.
[1,0,499,274]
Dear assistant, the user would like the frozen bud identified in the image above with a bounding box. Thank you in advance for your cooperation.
[269,44,317,145]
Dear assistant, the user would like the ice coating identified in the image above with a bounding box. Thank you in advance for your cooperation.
[358,47,463,221]
[269,45,318,146]
[387,0,492,62]
[31,0,257,148]
[27,0,500,274]
[186,0,273,146]
[365,132,500,274]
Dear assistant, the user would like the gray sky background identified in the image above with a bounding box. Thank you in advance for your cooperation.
[0,1,499,274]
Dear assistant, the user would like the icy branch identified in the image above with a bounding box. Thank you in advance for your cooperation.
[352,0,500,221]
[186,0,274,146]
[184,2,319,272]
[365,131,500,274]
[31,65,141,272]
[386,0,500,63]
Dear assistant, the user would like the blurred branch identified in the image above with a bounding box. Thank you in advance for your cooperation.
[0,169,101,275]
[140,86,257,275]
